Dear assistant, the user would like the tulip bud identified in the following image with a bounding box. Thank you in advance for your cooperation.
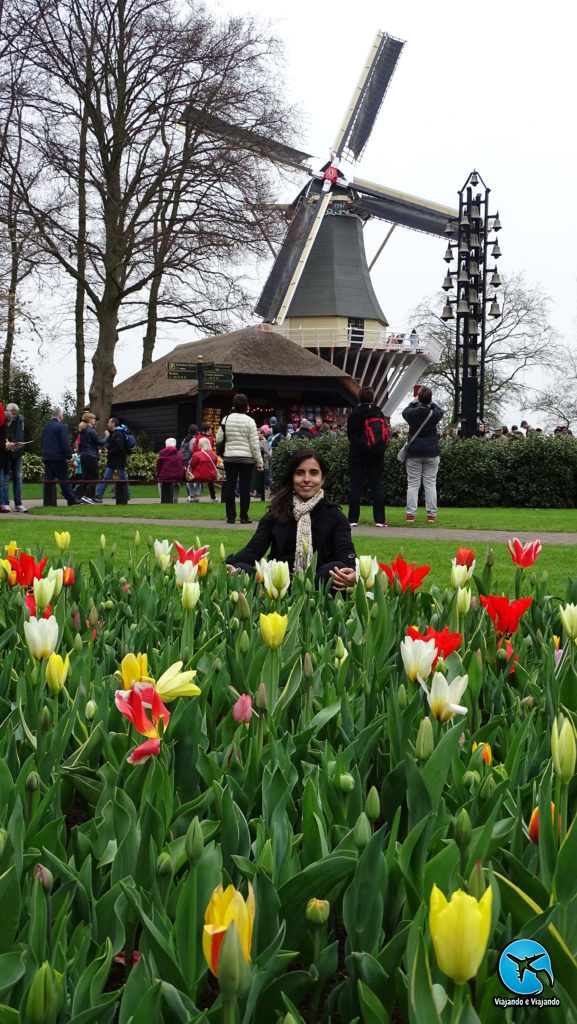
[434,656,447,675]
[480,773,496,801]
[457,586,472,615]
[229,616,239,632]
[530,572,537,587]
[230,590,239,604]
[496,646,508,664]
[306,898,330,926]
[72,609,81,633]
[468,860,486,900]
[239,631,249,654]
[338,772,354,794]
[99,534,106,550]
[454,808,472,849]
[303,652,314,679]
[551,714,576,785]
[85,700,97,721]
[258,839,273,876]
[520,694,535,711]
[463,770,480,789]
[255,682,268,711]
[26,771,40,792]
[335,636,346,659]
[134,530,140,548]
[182,580,200,610]
[73,633,83,652]
[237,593,251,620]
[156,851,173,877]
[485,548,494,567]
[397,683,408,709]
[354,812,372,850]
[41,707,52,733]
[415,716,434,761]
[220,543,226,560]
[283,1014,298,1024]
[0,828,7,854]
[34,863,54,893]
[185,816,204,865]
[148,535,154,547]
[217,921,249,1000]
[25,962,57,1024]
[393,576,403,596]
[305,578,314,594]
[110,543,117,556]
[88,603,99,627]
[365,786,380,822]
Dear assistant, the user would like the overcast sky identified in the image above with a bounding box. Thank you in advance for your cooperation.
[34,0,577,423]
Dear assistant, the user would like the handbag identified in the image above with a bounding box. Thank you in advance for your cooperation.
[397,409,434,463]
[215,418,226,457]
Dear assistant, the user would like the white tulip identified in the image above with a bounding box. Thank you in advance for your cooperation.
[420,671,469,722]
[182,580,200,609]
[356,555,378,589]
[260,559,290,599]
[33,576,56,610]
[451,562,470,588]
[174,561,198,587]
[457,586,472,615]
[24,615,59,661]
[400,636,437,683]
[560,603,577,640]
[46,567,64,597]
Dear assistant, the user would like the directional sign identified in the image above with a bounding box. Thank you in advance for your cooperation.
[201,363,234,389]
[166,360,214,380]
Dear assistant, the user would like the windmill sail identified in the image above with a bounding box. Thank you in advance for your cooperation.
[352,177,458,236]
[180,106,312,171]
[333,32,405,163]
[255,197,321,321]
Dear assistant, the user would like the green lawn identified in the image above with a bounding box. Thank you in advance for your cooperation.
[3,519,575,597]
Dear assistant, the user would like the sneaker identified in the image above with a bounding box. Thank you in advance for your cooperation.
[14,505,28,512]
[427,515,436,523]
[80,496,94,504]
[92,497,103,504]
[226,518,236,524]
[375,522,388,528]
[349,522,358,527]
[187,496,194,502]
[211,497,218,502]
[0,506,10,513]
[405,514,415,523]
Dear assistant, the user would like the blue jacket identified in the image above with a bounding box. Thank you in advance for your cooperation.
[402,401,444,458]
[41,418,72,461]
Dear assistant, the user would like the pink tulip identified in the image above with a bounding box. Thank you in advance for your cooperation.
[233,694,253,725]
[507,537,542,569]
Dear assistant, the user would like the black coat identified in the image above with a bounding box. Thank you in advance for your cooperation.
[347,402,387,454]
[104,427,128,468]
[78,425,101,459]
[41,418,72,461]
[402,402,444,458]
[294,427,315,440]
[227,497,356,570]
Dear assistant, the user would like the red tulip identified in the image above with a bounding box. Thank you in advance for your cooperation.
[233,694,253,724]
[480,595,533,636]
[7,552,48,588]
[378,555,431,593]
[63,567,75,586]
[507,538,542,569]
[173,541,209,565]
[455,547,475,569]
[528,803,560,844]
[115,686,170,737]
[497,636,518,674]
[127,737,161,764]
[407,626,462,668]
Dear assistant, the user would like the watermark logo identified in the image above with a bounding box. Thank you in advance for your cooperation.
[498,939,554,996]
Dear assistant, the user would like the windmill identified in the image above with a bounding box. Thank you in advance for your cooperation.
[254,31,458,413]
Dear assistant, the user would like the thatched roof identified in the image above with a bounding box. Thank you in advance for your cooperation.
[112,325,358,405]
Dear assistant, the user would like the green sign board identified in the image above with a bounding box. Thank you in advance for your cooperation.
[166,360,233,387]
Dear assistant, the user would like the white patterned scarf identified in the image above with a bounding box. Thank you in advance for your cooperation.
[292,489,325,574]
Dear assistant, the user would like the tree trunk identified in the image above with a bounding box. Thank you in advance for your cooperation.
[2,191,20,393]
[75,105,89,414]
[141,272,161,367]
[88,291,120,422]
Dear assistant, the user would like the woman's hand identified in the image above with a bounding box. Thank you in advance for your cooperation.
[329,566,357,591]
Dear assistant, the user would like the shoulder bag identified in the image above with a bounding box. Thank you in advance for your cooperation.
[397,409,434,463]
[215,418,226,457]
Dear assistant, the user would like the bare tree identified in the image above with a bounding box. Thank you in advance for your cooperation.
[411,272,562,423]
[529,343,577,430]
[5,0,301,420]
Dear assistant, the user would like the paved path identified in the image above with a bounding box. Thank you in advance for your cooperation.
[17,499,577,546]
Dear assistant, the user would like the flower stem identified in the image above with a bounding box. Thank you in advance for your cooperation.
[451,982,465,1024]
[222,997,237,1024]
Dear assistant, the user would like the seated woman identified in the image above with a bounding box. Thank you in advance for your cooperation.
[226,449,357,592]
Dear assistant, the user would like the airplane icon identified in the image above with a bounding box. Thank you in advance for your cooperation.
[506,952,555,987]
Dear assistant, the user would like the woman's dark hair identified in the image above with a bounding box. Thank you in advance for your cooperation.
[186,423,199,440]
[268,448,329,523]
[232,393,249,413]
[417,386,432,405]
[358,386,375,404]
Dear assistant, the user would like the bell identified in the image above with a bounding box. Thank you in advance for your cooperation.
[441,301,454,321]
[468,288,479,304]
[457,297,469,314]
[469,260,479,276]
[470,204,480,220]
[492,211,502,232]
[489,298,501,318]
[457,268,469,284]
[492,242,501,259]
[490,270,502,288]
[468,347,478,366]
[469,233,480,248]
[444,245,454,262]
[445,219,455,236]
[468,318,479,336]
[442,273,454,291]
[470,171,479,187]
[460,212,469,228]
[459,239,469,255]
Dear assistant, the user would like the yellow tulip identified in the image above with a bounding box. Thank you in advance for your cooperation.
[46,567,64,597]
[114,652,154,690]
[196,556,209,578]
[203,882,255,976]
[54,531,71,552]
[0,558,12,582]
[154,661,200,702]
[429,883,492,984]
[4,540,18,557]
[46,652,70,694]
[259,612,288,649]
[551,714,576,784]
[182,580,200,609]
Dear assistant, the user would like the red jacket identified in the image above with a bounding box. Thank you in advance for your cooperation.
[188,447,218,483]
[156,447,186,483]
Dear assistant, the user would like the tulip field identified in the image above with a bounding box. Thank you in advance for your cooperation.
[1,530,577,1023]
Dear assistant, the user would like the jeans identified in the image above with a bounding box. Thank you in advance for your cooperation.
[406,456,440,517]
[348,451,386,524]
[0,469,9,507]
[95,465,129,499]
[43,459,78,504]
[224,461,254,520]
[8,457,23,505]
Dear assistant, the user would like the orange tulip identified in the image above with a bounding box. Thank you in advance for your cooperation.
[472,741,492,765]
[528,802,560,844]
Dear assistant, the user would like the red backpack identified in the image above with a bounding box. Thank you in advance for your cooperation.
[362,415,389,450]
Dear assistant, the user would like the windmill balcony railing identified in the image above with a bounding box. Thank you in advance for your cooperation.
[270,324,442,360]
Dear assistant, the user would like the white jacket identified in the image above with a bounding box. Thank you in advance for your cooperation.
[216,413,263,467]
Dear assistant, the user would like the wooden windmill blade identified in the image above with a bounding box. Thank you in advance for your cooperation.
[351,177,458,236]
[332,31,405,164]
[180,106,313,171]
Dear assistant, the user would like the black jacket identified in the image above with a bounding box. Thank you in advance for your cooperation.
[227,497,356,570]
[41,418,72,461]
[103,427,128,468]
[7,413,25,454]
[347,402,387,454]
[402,401,444,458]
[78,425,101,459]
[294,426,315,440]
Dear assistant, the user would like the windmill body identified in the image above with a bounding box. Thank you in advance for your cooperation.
[255,31,458,414]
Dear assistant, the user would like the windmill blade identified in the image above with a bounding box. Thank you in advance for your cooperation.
[180,106,312,171]
[351,176,458,236]
[255,194,331,322]
[333,31,405,164]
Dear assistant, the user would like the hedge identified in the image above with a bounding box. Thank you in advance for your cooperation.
[22,450,159,483]
[269,434,577,508]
